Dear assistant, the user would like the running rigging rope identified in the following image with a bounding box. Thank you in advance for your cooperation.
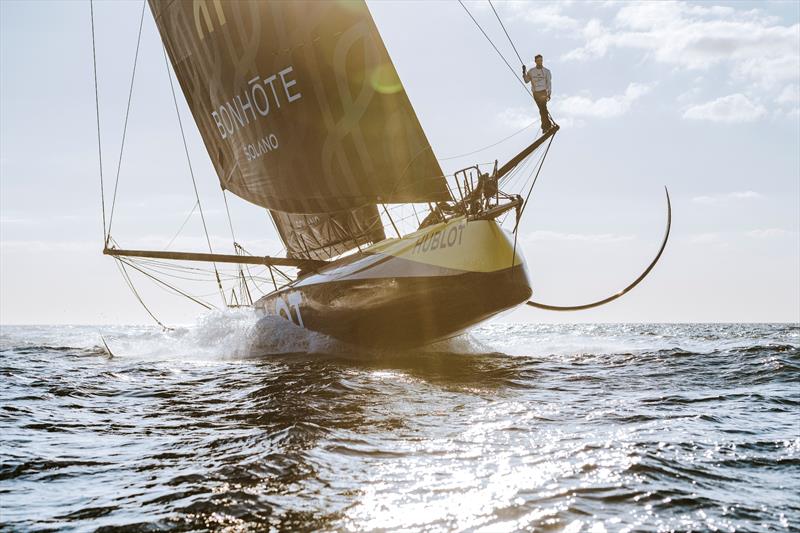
[439,120,537,161]
[114,259,172,330]
[161,43,227,307]
[221,189,253,305]
[457,0,531,98]
[221,190,238,247]
[164,200,198,250]
[119,258,214,310]
[106,0,145,237]
[89,0,107,243]
[515,131,557,231]
[93,1,176,329]
[488,1,525,67]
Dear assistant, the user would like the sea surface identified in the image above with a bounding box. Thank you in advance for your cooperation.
[1,316,798,532]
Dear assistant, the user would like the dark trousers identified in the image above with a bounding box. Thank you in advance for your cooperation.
[534,90,552,131]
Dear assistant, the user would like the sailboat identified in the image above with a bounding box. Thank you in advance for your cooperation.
[100,0,670,347]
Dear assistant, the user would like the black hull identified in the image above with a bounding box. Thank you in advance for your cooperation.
[255,218,531,347]
[258,264,530,347]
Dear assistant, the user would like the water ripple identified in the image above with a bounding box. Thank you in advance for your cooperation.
[0,320,797,531]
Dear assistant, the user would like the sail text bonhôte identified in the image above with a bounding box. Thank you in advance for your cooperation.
[211,67,302,141]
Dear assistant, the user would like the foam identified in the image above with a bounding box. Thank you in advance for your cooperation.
[99,308,345,361]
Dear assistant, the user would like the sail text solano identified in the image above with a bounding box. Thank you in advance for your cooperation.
[244,134,280,162]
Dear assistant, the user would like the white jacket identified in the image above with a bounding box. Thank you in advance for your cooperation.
[524,65,551,95]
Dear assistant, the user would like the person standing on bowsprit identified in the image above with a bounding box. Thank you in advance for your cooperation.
[522,54,552,132]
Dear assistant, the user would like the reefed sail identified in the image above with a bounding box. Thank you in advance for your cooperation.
[149,0,449,215]
[271,206,385,261]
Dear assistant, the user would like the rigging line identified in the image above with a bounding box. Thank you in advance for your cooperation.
[505,144,546,218]
[508,146,547,264]
[160,43,226,307]
[234,243,293,286]
[498,150,528,188]
[265,212,289,258]
[246,266,272,294]
[124,262,241,283]
[119,257,215,310]
[130,256,250,275]
[488,0,524,66]
[220,189,250,295]
[114,258,171,330]
[106,0,146,237]
[239,269,253,305]
[222,187,253,304]
[382,204,401,238]
[221,190,238,245]
[89,0,107,243]
[439,121,537,161]
[507,151,544,267]
[133,258,240,275]
[266,265,278,292]
[457,0,531,98]
[514,131,556,232]
[506,142,546,193]
[500,133,548,189]
[164,200,198,250]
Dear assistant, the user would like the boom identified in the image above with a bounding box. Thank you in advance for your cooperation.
[103,247,327,269]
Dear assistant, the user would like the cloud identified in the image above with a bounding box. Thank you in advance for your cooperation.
[526,230,635,243]
[746,228,792,239]
[683,94,766,123]
[498,84,650,126]
[497,107,538,129]
[552,82,652,118]
[691,190,762,204]
[677,86,702,103]
[563,2,799,90]
[504,2,581,32]
[562,19,609,61]
[777,84,800,105]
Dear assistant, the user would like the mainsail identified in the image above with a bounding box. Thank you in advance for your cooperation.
[150,0,450,259]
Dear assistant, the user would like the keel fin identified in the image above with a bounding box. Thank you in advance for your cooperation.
[526,187,671,312]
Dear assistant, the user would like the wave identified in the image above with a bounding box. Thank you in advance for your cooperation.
[1,320,797,368]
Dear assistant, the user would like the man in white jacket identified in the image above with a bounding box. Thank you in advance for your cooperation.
[522,54,552,132]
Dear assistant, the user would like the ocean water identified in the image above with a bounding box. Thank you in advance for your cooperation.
[1,315,798,532]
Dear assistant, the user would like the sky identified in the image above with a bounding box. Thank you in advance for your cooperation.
[1,0,798,325]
